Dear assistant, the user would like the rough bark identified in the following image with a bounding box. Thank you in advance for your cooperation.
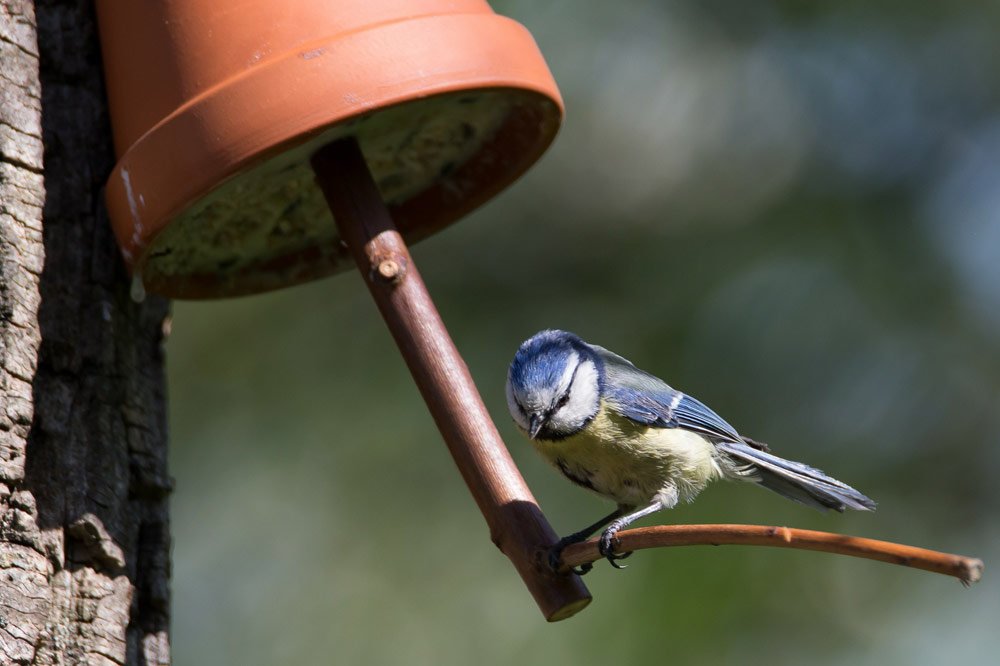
[1,1,172,664]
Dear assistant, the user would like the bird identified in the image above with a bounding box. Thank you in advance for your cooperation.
[505,329,876,573]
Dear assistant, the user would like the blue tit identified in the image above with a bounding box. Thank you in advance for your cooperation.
[505,329,876,572]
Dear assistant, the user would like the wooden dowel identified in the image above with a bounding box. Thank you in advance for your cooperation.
[311,137,592,622]
[559,524,984,585]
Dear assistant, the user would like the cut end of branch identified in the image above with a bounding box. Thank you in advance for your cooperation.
[546,597,593,622]
[959,558,984,586]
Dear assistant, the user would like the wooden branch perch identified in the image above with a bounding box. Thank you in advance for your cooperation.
[310,137,982,624]
[311,137,592,622]
[558,524,984,585]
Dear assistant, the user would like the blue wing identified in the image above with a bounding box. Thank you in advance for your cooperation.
[672,393,743,443]
[593,345,743,443]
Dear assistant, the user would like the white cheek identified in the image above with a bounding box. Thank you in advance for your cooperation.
[505,375,530,432]
[550,360,600,429]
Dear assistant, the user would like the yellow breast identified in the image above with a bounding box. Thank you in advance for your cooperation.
[531,401,722,507]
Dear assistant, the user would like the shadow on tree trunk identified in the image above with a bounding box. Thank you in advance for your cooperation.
[3,1,173,664]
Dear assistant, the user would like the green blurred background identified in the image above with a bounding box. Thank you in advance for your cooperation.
[167,1,998,663]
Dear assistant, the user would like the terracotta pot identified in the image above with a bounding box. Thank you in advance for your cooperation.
[96,0,562,298]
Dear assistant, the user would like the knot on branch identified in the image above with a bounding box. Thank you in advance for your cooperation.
[369,253,407,284]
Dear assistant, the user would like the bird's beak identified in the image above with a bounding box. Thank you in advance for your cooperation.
[529,414,545,440]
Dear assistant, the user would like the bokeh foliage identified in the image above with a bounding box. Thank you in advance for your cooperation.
[168,2,998,663]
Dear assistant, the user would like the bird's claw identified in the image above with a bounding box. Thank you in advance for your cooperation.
[599,525,634,569]
[547,544,566,574]
[548,516,638,574]
[548,539,594,576]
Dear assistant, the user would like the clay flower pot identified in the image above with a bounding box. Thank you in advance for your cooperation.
[96,0,562,298]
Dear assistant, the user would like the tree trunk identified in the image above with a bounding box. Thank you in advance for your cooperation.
[1,1,172,664]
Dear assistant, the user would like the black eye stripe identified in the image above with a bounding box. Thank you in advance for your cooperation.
[554,362,582,409]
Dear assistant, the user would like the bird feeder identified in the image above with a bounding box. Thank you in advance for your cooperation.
[96,0,982,625]
[95,0,590,620]
[98,0,562,298]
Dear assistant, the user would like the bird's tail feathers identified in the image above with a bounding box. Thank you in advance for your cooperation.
[717,441,876,512]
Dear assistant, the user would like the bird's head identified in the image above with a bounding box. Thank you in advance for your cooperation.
[505,330,603,440]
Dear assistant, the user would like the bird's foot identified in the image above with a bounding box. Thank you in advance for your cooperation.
[598,523,634,569]
[548,536,594,576]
